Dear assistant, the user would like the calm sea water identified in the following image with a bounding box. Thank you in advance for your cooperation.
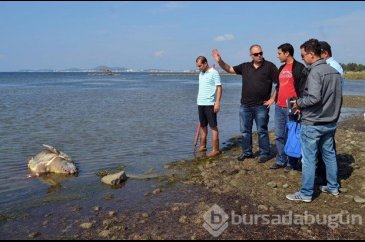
[0,72,364,215]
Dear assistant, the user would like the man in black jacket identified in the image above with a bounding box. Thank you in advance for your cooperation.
[270,43,307,170]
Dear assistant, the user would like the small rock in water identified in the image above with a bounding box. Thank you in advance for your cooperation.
[93,206,101,212]
[152,188,162,195]
[101,171,127,186]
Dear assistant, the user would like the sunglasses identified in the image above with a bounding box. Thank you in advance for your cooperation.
[252,52,263,57]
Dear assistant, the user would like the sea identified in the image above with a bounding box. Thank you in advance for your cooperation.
[0,72,364,217]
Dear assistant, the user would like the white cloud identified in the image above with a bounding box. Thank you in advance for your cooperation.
[163,1,186,10]
[149,2,187,13]
[154,50,166,57]
[214,34,235,42]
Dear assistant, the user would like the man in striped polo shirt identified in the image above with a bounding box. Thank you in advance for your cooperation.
[196,56,223,157]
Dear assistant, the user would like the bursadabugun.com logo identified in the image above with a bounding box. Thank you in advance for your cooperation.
[203,204,363,237]
[203,204,229,237]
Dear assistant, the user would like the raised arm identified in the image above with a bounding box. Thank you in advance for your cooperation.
[211,49,236,74]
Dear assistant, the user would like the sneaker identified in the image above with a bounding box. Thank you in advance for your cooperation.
[284,166,294,173]
[286,192,312,203]
[270,163,285,169]
[258,156,271,163]
[237,154,254,161]
[319,186,339,196]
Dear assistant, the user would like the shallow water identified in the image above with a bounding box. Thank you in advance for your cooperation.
[0,73,364,216]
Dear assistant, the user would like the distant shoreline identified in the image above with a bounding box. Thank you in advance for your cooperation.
[1,71,365,80]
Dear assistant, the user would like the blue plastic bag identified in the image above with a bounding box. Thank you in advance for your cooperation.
[284,121,302,158]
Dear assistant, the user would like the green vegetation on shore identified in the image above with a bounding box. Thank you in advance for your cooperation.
[341,63,365,80]
[344,71,365,80]
[341,63,365,72]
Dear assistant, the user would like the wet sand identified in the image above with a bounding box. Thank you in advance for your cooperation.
[0,95,364,240]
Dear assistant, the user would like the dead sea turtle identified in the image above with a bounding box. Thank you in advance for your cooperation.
[28,144,78,176]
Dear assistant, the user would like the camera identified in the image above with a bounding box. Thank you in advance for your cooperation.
[286,97,297,115]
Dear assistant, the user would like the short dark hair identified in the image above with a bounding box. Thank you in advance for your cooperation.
[278,43,294,57]
[319,41,332,57]
[196,56,207,64]
[300,38,322,57]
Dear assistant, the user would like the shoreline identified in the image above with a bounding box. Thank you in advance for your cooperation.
[1,96,364,239]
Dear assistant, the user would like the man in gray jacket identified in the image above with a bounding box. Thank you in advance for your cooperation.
[286,38,343,203]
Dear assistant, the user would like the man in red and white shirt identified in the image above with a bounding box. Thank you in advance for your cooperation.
[270,43,307,170]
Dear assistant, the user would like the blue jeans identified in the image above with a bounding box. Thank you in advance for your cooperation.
[239,105,270,158]
[300,123,339,197]
[274,105,299,167]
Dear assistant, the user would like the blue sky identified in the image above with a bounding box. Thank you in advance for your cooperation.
[0,1,364,71]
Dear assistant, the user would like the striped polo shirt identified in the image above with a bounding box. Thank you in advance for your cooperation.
[197,68,222,106]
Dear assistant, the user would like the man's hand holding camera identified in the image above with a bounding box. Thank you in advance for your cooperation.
[290,100,301,115]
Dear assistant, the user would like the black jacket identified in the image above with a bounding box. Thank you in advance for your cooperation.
[275,59,307,102]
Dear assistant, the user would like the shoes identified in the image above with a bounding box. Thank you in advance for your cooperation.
[270,163,285,169]
[258,156,271,163]
[237,154,254,161]
[319,186,339,196]
[286,192,312,203]
[284,166,294,172]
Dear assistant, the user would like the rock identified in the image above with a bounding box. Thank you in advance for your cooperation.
[141,213,149,218]
[28,232,40,238]
[300,225,309,232]
[80,222,93,229]
[354,196,365,203]
[339,188,348,193]
[152,188,162,195]
[104,194,114,200]
[171,207,179,212]
[93,206,101,212]
[103,219,114,227]
[282,184,289,189]
[71,206,82,212]
[99,230,111,238]
[101,171,127,186]
[258,205,269,212]
[267,181,277,188]
[108,211,116,217]
[179,215,189,224]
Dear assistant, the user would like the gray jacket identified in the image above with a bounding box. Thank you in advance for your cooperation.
[297,59,343,125]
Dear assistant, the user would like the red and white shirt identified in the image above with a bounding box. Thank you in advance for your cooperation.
[277,63,297,107]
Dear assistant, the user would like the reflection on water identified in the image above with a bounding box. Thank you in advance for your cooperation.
[0,73,364,215]
[36,173,78,193]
